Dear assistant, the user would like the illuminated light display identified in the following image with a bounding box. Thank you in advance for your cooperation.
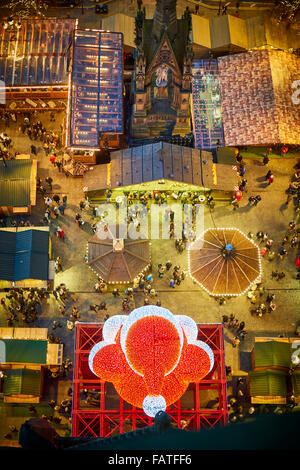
[88,306,214,417]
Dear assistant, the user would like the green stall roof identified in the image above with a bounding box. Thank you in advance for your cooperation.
[0,339,47,364]
[254,341,291,369]
[291,370,300,397]
[0,159,32,207]
[3,369,42,396]
[249,369,287,397]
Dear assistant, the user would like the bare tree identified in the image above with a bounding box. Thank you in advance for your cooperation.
[275,0,300,25]
[6,0,48,19]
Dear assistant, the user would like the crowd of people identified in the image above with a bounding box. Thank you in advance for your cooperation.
[1,288,48,326]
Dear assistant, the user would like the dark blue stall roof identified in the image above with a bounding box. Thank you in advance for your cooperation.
[0,229,50,282]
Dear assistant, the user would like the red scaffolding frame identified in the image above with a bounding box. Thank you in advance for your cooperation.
[71,322,228,437]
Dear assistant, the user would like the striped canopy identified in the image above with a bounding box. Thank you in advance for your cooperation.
[188,228,261,296]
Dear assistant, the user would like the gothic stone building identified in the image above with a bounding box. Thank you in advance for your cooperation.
[131,0,193,138]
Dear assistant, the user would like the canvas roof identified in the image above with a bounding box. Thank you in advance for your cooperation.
[254,341,291,369]
[0,229,50,282]
[3,369,42,396]
[0,339,48,364]
[249,369,287,398]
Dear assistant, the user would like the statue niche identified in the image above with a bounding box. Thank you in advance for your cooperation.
[154,64,169,100]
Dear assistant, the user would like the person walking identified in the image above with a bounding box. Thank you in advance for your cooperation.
[30,144,37,155]
[58,204,65,215]
[62,194,67,207]
[268,173,274,185]
[53,206,59,219]
[45,177,53,191]
[44,196,52,207]
[53,194,60,205]
[254,195,261,206]
[263,154,269,165]
[232,336,240,348]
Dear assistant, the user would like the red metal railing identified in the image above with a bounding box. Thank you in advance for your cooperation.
[71,322,228,437]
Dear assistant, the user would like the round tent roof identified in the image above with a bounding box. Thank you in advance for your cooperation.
[188,227,261,297]
[87,229,151,284]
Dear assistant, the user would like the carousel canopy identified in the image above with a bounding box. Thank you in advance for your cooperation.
[87,229,150,283]
[188,228,261,297]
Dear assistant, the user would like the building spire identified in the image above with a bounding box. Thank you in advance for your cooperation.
[152,0,177,42]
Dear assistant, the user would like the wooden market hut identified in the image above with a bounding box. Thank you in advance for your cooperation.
[251,341,292,371]
[0,227,55,289]
[0,158,37,216]
[0,328,63,403]
[2,368,43,404]
[83,142,237,203]
[291,370,300,404]
[248,369,288,405]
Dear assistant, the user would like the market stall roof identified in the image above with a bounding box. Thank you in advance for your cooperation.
[0,228,50,282]
[83,142,238,193]
[102,14,135,48]
[0,18,76,87]
[0,159,33,207]
[0,339,48,364]
[3,369,42,397]
[218,50,300,146]
[87,228,150,283]
[191,59,224,149]
[188,228,261,297]
[249,369,287,398]
[291,370,300,399]
[68,29,123,149]
[253,341,291,369]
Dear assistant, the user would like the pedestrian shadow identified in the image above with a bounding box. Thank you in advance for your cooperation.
[237,205,253,214]
[256,176,265,183]
[223,332,233,344]
[252,159,263,166]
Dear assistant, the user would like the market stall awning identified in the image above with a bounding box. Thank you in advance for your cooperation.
[188,228,261,297]
[68,29,123,149]
[87,229,150,283]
